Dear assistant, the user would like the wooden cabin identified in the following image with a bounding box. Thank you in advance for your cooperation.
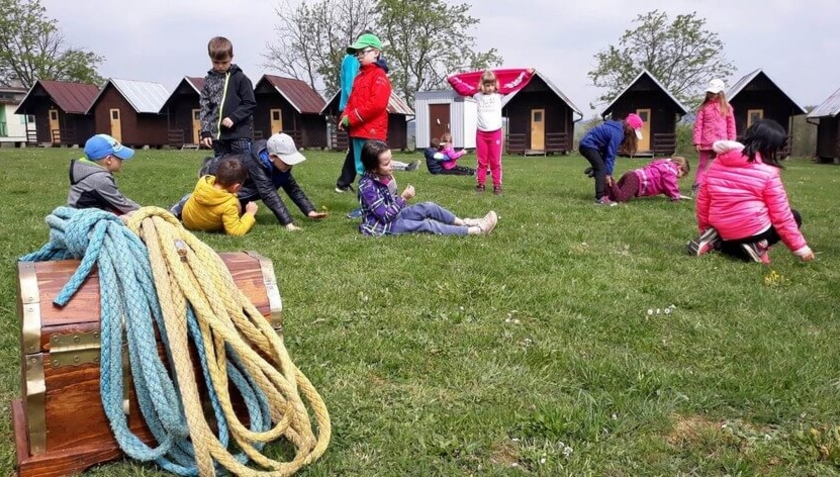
[502,71,582,155]
[807,85,840,162]
[414,90,476,150]
[600,69,688,156]
[727,69,806,156]
[1,84,34,147]
[321,91,414,151]
[14,80,99,146]
[159,76,204,147]
[253,75,326,148]
[87,79,170,147]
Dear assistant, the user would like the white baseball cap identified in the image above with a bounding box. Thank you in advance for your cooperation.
[266,133,305,165]
[705,79,726,94]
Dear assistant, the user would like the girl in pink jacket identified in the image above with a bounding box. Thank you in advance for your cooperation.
[692,79,736,193]
[687,119,814,264]
[448,68,534,195]
[607,157,690,203]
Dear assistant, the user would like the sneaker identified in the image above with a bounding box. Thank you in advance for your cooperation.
[476,184,486,193]
[493,186,502,195]
[686,228,721,256]
[741,240,770,264]
[334,185,354,193]
[405,160,420,171]
[478,211,498,235]
[463,217,481,226]
[345,207,363,219]
[584,167,595,178]
[168,193,192,219]
[595,196,617,206]
[198,156,215,178]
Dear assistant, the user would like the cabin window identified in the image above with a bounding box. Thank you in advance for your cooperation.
[49,110,58,120]
[272,111,281,121]
[747,109,763,128]
[533,111,542,122]
[193,110,200,120]
[111,110,120,120]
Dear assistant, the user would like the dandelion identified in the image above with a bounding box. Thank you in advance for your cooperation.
[647,309,654,316]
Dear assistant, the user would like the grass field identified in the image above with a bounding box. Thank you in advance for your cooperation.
[1,147,839,476]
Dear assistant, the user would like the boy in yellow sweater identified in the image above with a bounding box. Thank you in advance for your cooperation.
[182,157,258,236]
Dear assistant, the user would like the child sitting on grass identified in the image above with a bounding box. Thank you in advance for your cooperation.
[607,156,691,203]
[182,157,258,236]
[358,140,497,237]
[424,137,475,176]
[68,134,140,216]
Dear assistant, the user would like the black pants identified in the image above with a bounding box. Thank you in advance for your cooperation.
[438,166,475,176]
[580,146,607,200]
[336,148,357,189]
[720,210,803,260]
[212,137,251,157]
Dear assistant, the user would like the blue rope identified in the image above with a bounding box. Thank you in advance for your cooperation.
[19,207,271,474]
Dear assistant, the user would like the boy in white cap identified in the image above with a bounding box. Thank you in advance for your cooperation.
[67,133,140,215]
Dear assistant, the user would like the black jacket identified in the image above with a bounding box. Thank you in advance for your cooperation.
[199,64,256,141]
[210,140,315,226]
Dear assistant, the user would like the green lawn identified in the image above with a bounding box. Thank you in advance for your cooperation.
[1,147,840,476]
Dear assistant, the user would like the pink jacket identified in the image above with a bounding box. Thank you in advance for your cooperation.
[440,144,466,170]
[634,159,682,200]
[693,101,736,150]
[696,141,809,255]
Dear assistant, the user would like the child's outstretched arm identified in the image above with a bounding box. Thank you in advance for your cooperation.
[662,170,682,201]
[763,173,812,260]
[497,68,535,95]
[447,72,478,97]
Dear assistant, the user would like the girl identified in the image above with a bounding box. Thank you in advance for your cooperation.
[692,78,736,193]
[436,132,476,175]
[448,68,535,194]
[357,140,497,237]
[578,113,644,205]
[607,156,690,203]
[688,119,814,264]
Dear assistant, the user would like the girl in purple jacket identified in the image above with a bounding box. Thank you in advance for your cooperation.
[607,157,690,203]
[692,78,736,193]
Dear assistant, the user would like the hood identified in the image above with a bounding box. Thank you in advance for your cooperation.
[712,140,750,167]
[206,63,243,77]
[69,158,108,184]
[192,176,233,206]
[375,57,389,74]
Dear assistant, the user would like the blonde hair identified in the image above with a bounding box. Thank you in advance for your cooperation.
[617,121,638,156]
[703,91,730,116]
[671,156,690,175]
[478,70,498,94]
[440,132,452,144]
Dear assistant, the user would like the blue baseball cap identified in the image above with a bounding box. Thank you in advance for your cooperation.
[84,134,134,161]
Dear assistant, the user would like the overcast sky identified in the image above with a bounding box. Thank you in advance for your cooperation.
[42,0,840,116]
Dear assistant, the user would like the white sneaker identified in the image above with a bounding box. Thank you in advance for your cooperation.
[463,217,482,226]
[478,211,498,235]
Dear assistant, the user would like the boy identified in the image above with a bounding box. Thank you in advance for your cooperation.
[182,157,258,236]
[68,134,140,215]
[199,36,257,157]
[211,133,327,231]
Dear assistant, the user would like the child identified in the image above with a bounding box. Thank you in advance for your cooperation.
[358,140,497,237]
[692,78,736,194]
[68,134,140,215]
[437,132,476,175]
[182,157,258,236]
[578,113,644,205]
[424,137,447,175]
[607,157,691,203]
[687,119,814,264]
[448,68,535,194]
[199,36,257,157]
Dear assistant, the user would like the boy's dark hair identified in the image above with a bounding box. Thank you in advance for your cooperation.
[430,137,440,148]
[208,36,233,60]
[741,119,787,168]
[214,157,248,187]
[361,140,390,172]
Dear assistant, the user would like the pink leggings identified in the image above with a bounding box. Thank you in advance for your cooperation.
[694,150,715,188]
[475,129,503,187]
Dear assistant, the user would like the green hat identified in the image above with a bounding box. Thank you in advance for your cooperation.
[347,33,382,54]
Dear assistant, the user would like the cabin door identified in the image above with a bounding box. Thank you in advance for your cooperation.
[192,109,201,144]
[636,108,651,152]
[530,109,545,150]
[270,109,283,134]
[109,109,122,142]
[49,109,60,143]
[747,109,763,128]
[429,103,450,144]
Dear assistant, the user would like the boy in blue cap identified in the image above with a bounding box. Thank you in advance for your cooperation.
[67,133,141,215]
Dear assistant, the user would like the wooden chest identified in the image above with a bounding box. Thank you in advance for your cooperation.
[12,251,283,477]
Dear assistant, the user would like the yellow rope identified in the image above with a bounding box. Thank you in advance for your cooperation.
[126,207,331,476]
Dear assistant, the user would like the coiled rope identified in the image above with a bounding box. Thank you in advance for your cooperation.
[20,207,330,476]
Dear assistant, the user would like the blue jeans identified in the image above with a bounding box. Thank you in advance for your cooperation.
[390,202,468,236]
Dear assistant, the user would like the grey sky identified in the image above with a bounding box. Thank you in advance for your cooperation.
[42,0,840,116]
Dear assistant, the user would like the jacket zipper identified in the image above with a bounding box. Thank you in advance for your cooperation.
[217,71,230,140]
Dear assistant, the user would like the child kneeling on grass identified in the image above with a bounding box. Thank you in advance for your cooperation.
[358,140,497,237]
[686,119,814,264]
[182,157,258,236]
[607,156,691,203]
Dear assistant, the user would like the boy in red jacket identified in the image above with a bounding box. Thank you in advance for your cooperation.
[338,33,391,180]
